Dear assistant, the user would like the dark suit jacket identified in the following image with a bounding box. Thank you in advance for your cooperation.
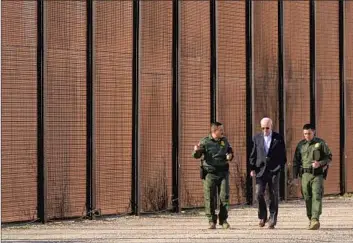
[249,132,287,178]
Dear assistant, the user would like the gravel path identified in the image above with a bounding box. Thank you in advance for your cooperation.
[2,197,353,243]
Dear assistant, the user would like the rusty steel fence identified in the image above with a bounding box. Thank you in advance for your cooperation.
[1,0,352,223]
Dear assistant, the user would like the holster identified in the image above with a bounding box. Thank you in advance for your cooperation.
[200,160,207,179]
[323,166,329,180]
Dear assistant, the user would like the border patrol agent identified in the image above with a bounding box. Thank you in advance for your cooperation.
[192,122,234,229]
[292,123,332,230]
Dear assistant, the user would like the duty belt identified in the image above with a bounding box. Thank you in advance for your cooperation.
[302,168,313,173]
[301,167,323,175]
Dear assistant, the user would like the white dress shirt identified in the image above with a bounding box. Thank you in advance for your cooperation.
[264,132,272,155]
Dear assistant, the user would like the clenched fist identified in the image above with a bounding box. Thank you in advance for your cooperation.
[312,160,320,169]
[194,143,203,152]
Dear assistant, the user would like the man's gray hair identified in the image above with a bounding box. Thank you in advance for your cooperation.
[260,117,273,126]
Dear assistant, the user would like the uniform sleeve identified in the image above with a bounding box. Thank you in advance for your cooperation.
[292,143,302,179]
[192,138,206,159]
[319,141,332,166]
[249,136,257,171]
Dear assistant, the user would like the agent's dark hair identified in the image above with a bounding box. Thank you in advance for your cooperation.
[211,122,223,127]
[303,123,315,130]
[211,122,223,132]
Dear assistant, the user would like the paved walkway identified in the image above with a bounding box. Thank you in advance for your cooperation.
[2,197,353,243]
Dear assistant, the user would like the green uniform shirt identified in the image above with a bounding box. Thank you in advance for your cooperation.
[192,135,233,172]
[293,137,332,178]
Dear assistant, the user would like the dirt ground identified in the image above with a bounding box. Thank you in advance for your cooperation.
[2,197,353,243]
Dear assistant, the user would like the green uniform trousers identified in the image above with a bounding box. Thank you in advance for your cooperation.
[301,173,324,220]
[203,171,229,223]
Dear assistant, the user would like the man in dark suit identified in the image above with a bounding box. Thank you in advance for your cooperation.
[249,117,287,229]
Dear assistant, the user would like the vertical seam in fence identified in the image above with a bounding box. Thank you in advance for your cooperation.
[210,0,217,123]
[37,0,46,224]
[246,0,253,205]
[278,0,286,201]
[86,0,95,219]
[132,0,140,216]
[339,0,346,195]
[310,0,316,127]
[172,0,180,213]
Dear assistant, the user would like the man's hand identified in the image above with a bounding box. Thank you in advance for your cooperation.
[192,142,204,159]
[312,160,320,169]
[194,143,203,152]
[250,170,256,177]
[226,153,233,161]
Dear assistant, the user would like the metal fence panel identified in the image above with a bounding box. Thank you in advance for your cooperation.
[344,1,353,193]
[139,0,173,212]
[93,0,133,215]
[179,1,210,208]
[217,1,247,204]
[44,1,87,219]
[283,1,310,199]
[253,1,279,131]
[1,0,38,223]
[316,1,340,195]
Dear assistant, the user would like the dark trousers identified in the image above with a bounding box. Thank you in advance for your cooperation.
[255,172,280,225]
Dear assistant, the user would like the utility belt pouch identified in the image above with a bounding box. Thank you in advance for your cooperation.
[200,160,207,179]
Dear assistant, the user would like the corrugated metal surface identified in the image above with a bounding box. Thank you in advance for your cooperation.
[315,1,340,195]
[253,1,279,132]
[45,1,87,219]
[94,1,133,215]
[345,1,353,193]
[139,0,173,212]
[179,1,210,208]
[283,1,310,198]
[217,1,247,204]
[1,1,38,223]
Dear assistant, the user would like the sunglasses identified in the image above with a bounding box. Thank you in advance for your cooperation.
[261,127,270,130]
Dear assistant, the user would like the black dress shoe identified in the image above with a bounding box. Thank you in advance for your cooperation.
[259,219,267,227]
[208,221,216,229]
[268,220,275,229]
